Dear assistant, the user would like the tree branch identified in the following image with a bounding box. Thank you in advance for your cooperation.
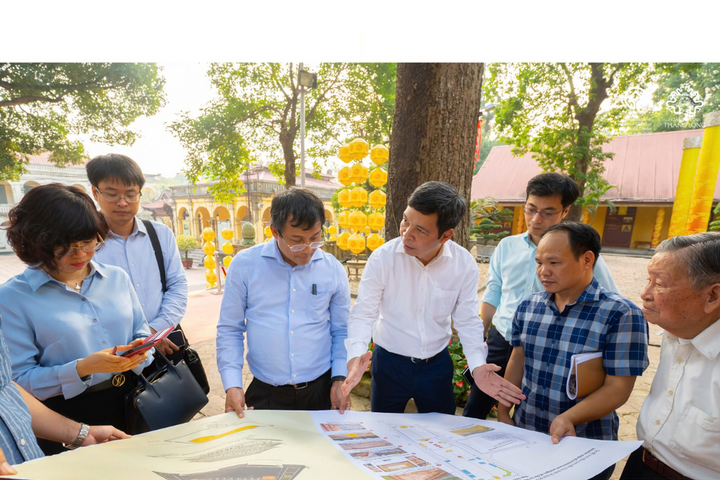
[559,63,581,113]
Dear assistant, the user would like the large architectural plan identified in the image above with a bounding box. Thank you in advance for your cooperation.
[7,410,640,480]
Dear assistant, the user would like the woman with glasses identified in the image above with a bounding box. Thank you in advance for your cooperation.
[0,183,152,455]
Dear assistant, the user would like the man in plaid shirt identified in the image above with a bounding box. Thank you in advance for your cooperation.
[498,222,649,480]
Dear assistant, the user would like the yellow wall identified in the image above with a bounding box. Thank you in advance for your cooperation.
[590,207,608,241]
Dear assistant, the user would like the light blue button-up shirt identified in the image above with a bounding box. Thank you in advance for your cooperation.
[0,262,152,400]
[483,231,619,340]
[217,238,350,390]
[0,328,43,465]
[93,219,187,331]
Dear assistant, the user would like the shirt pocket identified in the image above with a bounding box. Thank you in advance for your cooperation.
[310,291,333,321]
[430,289,459,320]
[670,403,720,464]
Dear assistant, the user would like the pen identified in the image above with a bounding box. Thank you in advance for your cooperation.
[312,284,317,295]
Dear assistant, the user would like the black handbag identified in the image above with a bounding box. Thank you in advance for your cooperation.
[143,219,210,395]
[125,351,208,434]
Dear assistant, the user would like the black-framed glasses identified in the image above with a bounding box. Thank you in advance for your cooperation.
[279,234,325,252]
[523,206,563,219]
[54,240,104,258]
[96,188,142,203]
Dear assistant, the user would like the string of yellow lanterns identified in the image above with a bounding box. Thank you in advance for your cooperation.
[335,138,388,254]
[202,226,235,289]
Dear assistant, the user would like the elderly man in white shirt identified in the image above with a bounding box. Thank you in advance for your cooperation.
[620,232,720,480]
[343,182,524,414]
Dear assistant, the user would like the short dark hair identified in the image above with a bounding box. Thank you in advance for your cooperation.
[270,188,325,234]
[542,222,601,266]
[408,181,467,237]
[656,232,720,289]
[5,183,109,271]
[86,153,146,189]
[526,173,581,209]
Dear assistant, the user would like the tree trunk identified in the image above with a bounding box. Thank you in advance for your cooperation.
[280,132,296,188]
[385,63,483,250]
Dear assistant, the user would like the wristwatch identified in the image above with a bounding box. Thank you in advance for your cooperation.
[64,423,90,450]
[331,376,347,383]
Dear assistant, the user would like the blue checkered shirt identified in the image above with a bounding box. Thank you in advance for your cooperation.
[510,278,649,440]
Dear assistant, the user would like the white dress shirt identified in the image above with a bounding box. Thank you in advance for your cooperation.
[346,237,488,371]
[636,319,720,480]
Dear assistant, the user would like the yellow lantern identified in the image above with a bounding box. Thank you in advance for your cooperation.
[363,226,372,236]
[205,269,217,285]
[367,233,385,251]
[223,255,233,268]
[349,163,368,184]
[348,233,366,254]
[202,240,216,256]
[368,189,387,209]
[368,212,385,231]
[221,242,234,255]
[327,235,337,242]
[368,167,388,188]
[337,231,350,251]
[338,211,351,230]
[338,166,353,186]
[349,210,368,231]
[350,187,368,208]
[202,227,215,241]
[370,144,389,166]
[338,188,353,208]
[349,138,370,161]
[264,225,272,238]
[338,144,353,163]
[203,255,216,269]
[327,225,338,236]
[221,228,234,240]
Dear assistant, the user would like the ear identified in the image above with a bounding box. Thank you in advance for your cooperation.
[91,185,100,202]
[439,228,454,245]
[583,251,595,270]
[704,283,720,315]
[560,206,571,221]
[270,225,280,239]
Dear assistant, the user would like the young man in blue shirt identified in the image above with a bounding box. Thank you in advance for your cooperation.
[498,223,648,480]
[87,154,188,356]
[217,188,351,416]
[464,173,619,420]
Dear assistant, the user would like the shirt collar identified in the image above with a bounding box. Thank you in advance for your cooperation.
[393,238,454,263]
[107,217,143,239]
[261,237,324,266]
[677,317,720,359]
[521,231,536,248]
[543,277,602,309]
[24,261,105,292]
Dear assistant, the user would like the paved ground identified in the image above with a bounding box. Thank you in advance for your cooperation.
[0,251,656,479]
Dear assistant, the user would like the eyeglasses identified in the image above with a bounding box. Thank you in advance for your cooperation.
[96,189,142,203]
[55,240,104,258]
[523,206,563,219]
[279,234,325,252]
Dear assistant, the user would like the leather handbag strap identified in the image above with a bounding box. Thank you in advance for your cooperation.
[141,219,167,294]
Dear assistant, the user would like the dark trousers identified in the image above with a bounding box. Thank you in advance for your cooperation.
[244,370,332,410]
[620,448,684,480]
[370,345,456,415]
[463,326,513,419]
[37,373,137,455]
[589,465,615,480]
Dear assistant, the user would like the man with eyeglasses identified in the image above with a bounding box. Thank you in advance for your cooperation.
[217,188,351,416]
[463,172,619,421]
[87,154,188,357]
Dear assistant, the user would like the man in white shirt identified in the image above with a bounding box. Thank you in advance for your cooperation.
[620,232,720,480]
[343,182,524,414]
[87,154,188,356]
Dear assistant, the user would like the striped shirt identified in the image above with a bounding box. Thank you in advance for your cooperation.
[0,326,44,464]
[510,278,649,440]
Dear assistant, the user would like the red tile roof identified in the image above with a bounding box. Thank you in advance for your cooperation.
[471,129,720,203]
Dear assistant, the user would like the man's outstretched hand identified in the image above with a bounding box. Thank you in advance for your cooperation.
[473,364,525,407]
[342,351,373,397]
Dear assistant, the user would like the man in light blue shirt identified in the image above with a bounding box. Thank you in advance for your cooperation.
[87,154,188,355]
[464,173,619,420]
[217,188,351,416]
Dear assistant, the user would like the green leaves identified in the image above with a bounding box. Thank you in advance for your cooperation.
[169,63,396,201]
[0,63,165,180]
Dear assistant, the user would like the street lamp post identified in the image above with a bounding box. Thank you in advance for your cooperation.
[297,64,317,189]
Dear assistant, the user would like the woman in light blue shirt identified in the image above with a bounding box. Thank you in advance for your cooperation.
[0,183,152,455]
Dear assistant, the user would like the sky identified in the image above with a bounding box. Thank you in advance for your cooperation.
[79,63,216,178]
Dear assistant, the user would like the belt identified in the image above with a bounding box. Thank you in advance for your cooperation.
[257,370,330,391]
[380,346,445,364]
[84,373,133,394]
[641,447,693,480]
